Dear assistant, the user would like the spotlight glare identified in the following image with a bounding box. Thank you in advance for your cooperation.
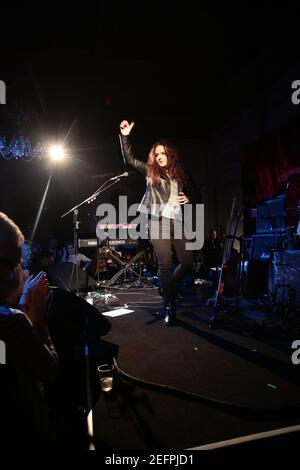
[48,144,65,161]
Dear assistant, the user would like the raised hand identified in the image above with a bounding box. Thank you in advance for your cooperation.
[120,120,135,136]
[24,275,52,328]
[22,271,47,296]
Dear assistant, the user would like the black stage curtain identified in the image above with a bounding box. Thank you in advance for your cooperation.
[242,118,300,210]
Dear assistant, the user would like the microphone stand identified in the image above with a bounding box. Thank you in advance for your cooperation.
[61,177,122,296]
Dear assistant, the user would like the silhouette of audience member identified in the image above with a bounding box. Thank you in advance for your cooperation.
[201,229,223,268]
[48,238,61,264]
[0,212,58,448]
[21,240,32,271]
[61,243,91,270]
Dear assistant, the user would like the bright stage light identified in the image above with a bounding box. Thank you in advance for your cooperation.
[48,144,66,161]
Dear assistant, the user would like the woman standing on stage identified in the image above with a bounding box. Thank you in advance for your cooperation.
[119,120,198,325]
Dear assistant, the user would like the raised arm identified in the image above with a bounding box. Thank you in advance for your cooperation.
[119,120,147,176]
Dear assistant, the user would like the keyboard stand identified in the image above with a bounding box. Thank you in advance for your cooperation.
[104,248,145,287]
[99,238,154,288]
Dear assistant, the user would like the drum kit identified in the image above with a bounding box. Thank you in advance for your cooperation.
[268,249,300,309]
[249,178,300,326]
[211,169,300,330]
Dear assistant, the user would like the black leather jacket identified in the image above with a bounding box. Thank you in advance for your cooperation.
[120,135,199,214]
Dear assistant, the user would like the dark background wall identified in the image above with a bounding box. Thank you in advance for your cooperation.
[1,5,300,245]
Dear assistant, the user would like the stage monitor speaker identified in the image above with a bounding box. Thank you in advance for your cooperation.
[46,262,93,293]
[47,288,111,341]
[256,195,285,232]
[46,289,113,409]
[250,233,278,260]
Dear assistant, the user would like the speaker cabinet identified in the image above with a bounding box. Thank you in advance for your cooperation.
[46,262,93,292]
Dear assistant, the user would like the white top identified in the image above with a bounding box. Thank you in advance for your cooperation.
[67,253,91,265]
[161,177,182,220]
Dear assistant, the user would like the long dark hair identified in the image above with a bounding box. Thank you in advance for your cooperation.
[147,140,187,186]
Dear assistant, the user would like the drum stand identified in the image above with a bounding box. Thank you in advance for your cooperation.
[267,247,298,328]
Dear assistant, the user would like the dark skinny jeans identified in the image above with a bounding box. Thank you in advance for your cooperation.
[150,217,193,304]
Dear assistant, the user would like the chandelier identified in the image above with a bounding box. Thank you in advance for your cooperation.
[0,109,46,161]
[0,135,45,161]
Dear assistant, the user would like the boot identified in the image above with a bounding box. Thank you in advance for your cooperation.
[164,301,176,326]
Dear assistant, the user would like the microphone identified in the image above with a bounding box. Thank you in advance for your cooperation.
[110,172,128,181]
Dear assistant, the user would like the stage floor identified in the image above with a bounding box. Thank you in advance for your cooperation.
[88,287,300,450]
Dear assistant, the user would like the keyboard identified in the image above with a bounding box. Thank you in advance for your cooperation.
[78,238,139,249]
